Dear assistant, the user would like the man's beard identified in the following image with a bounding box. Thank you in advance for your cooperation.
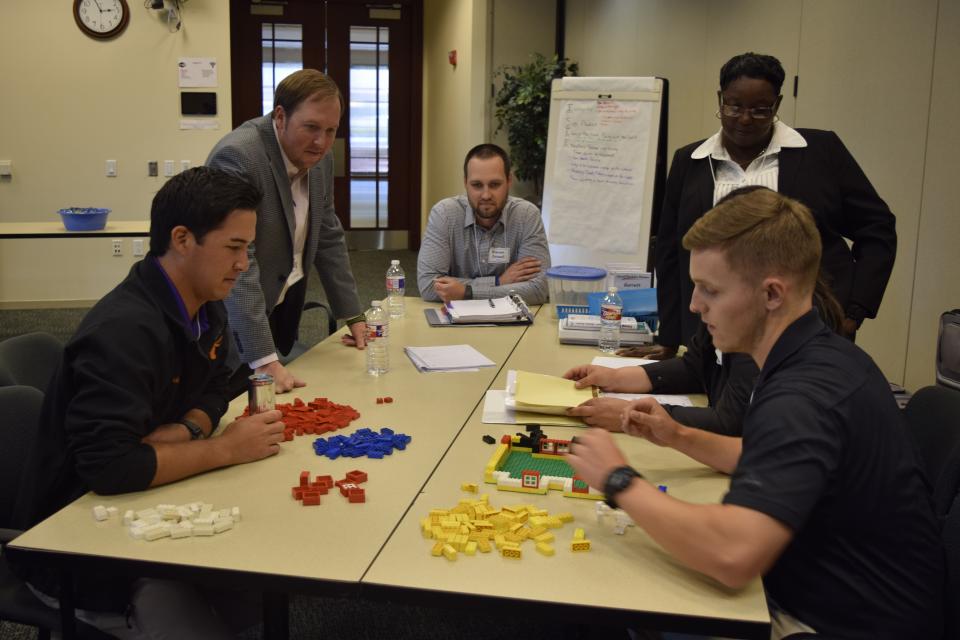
[472,203,503,225]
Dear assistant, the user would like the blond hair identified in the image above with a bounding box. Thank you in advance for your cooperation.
[272,69,342,117]
[682,187,821,293]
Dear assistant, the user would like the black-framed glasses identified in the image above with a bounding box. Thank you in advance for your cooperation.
[719,102,776,120]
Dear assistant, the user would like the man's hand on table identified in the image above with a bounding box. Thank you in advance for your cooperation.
[341,320,367,349]
[219,409,286,463]
[257,360,305,394]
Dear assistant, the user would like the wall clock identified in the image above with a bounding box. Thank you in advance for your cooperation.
[74,0,130,40]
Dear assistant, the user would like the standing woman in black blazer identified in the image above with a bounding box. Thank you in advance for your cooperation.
[647,52,896,357]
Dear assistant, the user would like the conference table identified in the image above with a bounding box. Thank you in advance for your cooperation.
[7,298,770,639]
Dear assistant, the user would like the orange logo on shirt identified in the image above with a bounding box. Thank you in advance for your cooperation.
[209,335,223,360]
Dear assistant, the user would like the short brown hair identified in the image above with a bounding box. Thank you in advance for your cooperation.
[463,143,512,179]
[682,187,821,293]
[272,69,342,117]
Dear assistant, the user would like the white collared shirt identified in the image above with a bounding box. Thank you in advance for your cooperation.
[272,118,310,307]
[691,121,807,206]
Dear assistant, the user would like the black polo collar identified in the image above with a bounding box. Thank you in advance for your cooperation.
[757,308,827,383]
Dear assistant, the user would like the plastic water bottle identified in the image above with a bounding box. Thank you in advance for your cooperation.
[386,259,406,319]
[598,286,623,353]
[365,300,389,376]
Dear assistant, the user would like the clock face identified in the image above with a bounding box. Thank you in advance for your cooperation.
[74,0,130,39]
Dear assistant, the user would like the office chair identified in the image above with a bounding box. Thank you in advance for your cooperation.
[903,385,960,637]
[0,385,60,639]
[0,386,110,640]
[0,332,63,394]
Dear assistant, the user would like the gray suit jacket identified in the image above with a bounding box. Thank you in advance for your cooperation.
[206,115,362,367]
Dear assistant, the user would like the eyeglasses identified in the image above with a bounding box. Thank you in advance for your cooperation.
[719,102,776,120]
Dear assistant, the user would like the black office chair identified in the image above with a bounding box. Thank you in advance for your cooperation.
[903,385,960,637]
[0,385,60,639]
[0,332,63,394]
[0,386,110,640]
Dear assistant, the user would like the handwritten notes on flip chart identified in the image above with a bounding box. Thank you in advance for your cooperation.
[543,79,661,259]
[563,100,646,187]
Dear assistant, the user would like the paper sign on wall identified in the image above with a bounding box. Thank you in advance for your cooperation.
[178,57,218,88]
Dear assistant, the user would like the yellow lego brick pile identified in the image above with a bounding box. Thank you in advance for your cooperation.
[421,494,590,561]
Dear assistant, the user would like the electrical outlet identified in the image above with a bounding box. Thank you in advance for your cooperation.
[132,238,145,257]
[148,161,158,177]
[112,239,123,257]
[180,160,191,172]
[163,160,175,177]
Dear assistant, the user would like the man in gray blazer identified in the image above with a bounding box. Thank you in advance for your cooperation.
[207,69,366,394]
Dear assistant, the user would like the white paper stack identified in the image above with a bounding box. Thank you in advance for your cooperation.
[557,315,654,346]
[404,344,496,372]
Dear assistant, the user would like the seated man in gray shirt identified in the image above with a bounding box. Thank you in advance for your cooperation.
[417,143,550,304]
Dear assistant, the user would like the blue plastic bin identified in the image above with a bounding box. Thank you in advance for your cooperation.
[58,208,110,231]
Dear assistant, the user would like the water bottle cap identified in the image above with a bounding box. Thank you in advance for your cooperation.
[608,286,618,293]
[390,259,399,265]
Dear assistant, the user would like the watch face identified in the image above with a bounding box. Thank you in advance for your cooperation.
[76,0,128,37]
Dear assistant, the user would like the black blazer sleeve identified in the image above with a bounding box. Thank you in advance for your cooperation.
[655,147,692,348]
[830,132,897,317]
[782,130,897,319]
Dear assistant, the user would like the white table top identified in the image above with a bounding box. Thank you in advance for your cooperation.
[0,221,149,237]
[363,304,770,634]
[10,301,769,636]
[10,299,532,587]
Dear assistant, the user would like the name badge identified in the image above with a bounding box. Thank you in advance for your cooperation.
[488,247,510,264]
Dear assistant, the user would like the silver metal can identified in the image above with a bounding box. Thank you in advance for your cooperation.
[248,373,275,414]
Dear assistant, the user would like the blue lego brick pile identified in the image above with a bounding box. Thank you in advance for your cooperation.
[313,427,412,460]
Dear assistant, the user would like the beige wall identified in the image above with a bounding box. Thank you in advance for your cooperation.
[562,0,957,389]
[2,1,956,388]
[488,0,556,203]
[421,0,490,232]
[906,0,960,389]
[0,2,231,222]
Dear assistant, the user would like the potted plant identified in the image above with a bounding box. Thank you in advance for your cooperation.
[494,53,578,205]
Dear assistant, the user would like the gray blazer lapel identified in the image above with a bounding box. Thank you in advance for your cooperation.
[256,118,297,240]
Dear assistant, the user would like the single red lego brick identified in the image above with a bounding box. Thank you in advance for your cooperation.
[345,470,368,484]
[299,471,310,487]
[338,482,358,497]
[315,475,334,489]
[347,488,365,503]
[376,397,383,404]
[302,493,321,506]
[292,487,304,500]
[384,396,393,403]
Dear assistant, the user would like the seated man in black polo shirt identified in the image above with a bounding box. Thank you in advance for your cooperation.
[566,187,944,639]
[13,167,286,639]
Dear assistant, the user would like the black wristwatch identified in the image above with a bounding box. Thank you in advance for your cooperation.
[464,284,473,300]
[603,465,643,508]
[179,418,205,440]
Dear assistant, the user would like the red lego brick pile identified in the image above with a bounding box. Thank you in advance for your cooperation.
[292,469,367,506]
[238,397,361,441]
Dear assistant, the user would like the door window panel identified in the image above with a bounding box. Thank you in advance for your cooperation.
[262,23,304,116]
[349,26,389,228]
